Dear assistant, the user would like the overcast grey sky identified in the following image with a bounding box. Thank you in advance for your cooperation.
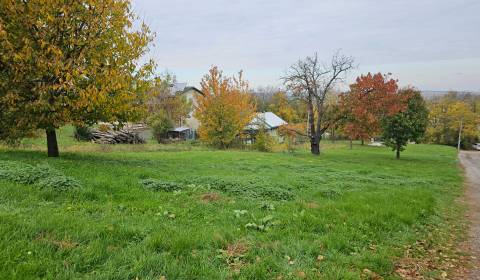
[132,0,480,91]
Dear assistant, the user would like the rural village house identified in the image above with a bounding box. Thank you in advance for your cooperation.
[164,84,288,142]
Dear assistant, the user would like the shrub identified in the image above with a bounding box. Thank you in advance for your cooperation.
[74,126,93,141]
[147,110,174,143]
[253,128,274,152]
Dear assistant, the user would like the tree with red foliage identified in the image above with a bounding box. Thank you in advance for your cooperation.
[341,73,407,145]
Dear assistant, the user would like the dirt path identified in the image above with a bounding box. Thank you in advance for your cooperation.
[459,151,480,279]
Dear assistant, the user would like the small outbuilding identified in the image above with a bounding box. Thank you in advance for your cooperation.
[167,126,196,140]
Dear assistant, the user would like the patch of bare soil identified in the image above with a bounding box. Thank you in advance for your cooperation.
[200,192,222,203]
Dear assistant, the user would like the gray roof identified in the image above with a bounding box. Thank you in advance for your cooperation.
[169,83,187,94]
[170,126,191,132]
[170,83,204,96]
[246,112,287,130]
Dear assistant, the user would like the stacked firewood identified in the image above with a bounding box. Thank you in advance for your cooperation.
[90,129,146,144]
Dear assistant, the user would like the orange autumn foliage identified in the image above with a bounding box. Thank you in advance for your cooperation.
[194,66,256,148]
[341,73,408,141]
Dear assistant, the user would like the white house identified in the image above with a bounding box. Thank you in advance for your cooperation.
[245,112,288,138]
[167,83,203,140]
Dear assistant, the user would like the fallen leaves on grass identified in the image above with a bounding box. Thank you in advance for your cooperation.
[35,232,78,250]
[362,268,384,280]
[217,240,250,274]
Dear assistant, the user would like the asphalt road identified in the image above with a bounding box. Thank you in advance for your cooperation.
[459,151,480,279]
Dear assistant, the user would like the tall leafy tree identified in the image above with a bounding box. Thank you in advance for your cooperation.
[0,0,155,156]
[341,73,405,144]
[426,95,479,148]
[194,66,256,148]
[382,88,429,159]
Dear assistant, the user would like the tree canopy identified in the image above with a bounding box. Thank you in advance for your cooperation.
[341,73,406,143]
[426,94,479,148]
[194,66,256,148]
[0,0,155,156]
[382,88,429,159]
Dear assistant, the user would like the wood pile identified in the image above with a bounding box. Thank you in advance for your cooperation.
[91,129,146,144]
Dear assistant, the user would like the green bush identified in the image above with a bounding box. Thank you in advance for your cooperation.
[253,128,275,152]
[73,126,93,141]
[147,111,174,143]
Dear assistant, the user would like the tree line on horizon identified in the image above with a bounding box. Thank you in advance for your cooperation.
[0,1,478,158]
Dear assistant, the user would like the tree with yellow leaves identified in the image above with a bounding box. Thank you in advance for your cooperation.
[194,66,256,148]
[0,0,155,156]
[268,91,299,123]
[426,95,479,148]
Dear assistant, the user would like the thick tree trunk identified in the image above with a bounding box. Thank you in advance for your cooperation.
[310,135,320,155]
[46,128,59,157]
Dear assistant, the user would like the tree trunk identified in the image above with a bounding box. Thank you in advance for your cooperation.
[349,139,353,149]
[361,139,364,145]
[396,144,400,159]
[46,128,59,157]
[311,137,320,155]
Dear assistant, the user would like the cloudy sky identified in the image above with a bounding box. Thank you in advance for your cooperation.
[132,0,480,91]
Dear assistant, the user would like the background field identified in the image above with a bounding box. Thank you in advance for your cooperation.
[0,127,464,279]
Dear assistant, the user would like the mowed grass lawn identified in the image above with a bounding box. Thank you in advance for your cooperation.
[0,128,463,279]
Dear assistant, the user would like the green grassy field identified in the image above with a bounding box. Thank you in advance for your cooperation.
[0,127,464,279]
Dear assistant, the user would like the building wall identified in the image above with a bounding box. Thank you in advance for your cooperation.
[182,89,201,130]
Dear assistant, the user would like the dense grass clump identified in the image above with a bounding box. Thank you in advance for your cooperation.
[185,176,294,201]
[0,160,81,190]
[140,178,182,192]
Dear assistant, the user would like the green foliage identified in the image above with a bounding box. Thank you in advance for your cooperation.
[186,176,294,201]
[0,161,80,190]
[147,111,174,143]
[73,126,94,141]
[0,1,155,155]
[382,89,429,159]
[140,178,181,192]
[245,215,278,231]
[253,128,275,152]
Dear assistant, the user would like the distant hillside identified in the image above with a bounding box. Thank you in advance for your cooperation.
[421,90,480,99]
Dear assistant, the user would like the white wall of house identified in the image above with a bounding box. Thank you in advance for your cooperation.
[181,89,201,130]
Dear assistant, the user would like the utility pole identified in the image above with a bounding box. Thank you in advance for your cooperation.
[457,118,463,151]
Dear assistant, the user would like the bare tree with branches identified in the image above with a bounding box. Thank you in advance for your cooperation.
[282,51,354,155]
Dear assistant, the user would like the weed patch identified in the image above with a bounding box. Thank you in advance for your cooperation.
[185,176,294,201]
[139,178,182,192]
[0,160,81,190]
